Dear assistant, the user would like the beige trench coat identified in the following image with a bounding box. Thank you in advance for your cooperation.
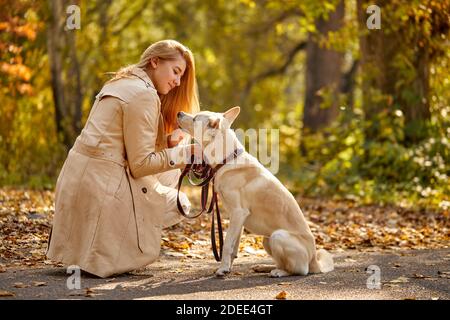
[46,68,189,278]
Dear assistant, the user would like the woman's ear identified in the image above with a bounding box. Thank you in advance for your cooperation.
[149,57,159,69]
[223,106,240,126]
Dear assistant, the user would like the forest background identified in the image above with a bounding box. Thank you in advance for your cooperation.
[1,0,449,211]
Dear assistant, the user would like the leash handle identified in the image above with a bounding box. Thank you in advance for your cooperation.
[176,157,204,219]
[177,156,211,219]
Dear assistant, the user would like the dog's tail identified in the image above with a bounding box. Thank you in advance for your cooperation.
[309,249,334,273]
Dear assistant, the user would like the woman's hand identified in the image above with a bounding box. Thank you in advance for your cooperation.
[167,128,186,148]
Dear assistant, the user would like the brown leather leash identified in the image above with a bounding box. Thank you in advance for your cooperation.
[176,148,243,262]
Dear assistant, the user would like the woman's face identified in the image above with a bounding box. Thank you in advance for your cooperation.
[149,55,186,95]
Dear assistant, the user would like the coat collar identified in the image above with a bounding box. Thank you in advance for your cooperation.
[131,67,156,90]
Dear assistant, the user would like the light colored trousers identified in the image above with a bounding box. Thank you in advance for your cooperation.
[155,169,190,229]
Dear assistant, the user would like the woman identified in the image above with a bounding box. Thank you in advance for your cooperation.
[46,40,201,278]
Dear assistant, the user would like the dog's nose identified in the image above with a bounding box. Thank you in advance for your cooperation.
[177,112,185,119]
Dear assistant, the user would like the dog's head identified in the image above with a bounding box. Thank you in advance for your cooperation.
[176,106,240,146]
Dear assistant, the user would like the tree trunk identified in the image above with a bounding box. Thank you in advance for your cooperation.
[303,0,345,132]
[357,0,431,143]
[357,0,398,141]
[46,0,83,151]
[66,14,83,135]
[402,44,431,143]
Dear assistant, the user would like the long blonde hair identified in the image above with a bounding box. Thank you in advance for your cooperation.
[110,40,200,133]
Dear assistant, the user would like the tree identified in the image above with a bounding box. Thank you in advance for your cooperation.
[303,1,345,132]
[357,0,449,143]
[46,0,82,150]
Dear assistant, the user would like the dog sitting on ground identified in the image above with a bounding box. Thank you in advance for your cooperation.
[176,107,334,277]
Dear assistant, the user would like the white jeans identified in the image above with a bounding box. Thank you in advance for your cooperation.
[154,169,190,229]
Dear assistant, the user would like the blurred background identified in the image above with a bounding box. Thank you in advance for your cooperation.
[1,0,449,210]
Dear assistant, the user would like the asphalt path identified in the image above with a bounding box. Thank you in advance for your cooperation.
[0,248,448,300]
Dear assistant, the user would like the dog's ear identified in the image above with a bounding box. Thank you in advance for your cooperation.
[223,106,240,127]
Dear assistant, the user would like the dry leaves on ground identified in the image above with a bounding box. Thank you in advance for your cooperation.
[0,187,448,269]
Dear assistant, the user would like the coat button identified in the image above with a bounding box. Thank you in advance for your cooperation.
[142,187,147,193]
[170,160,175,166]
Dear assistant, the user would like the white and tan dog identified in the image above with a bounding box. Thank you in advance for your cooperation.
[177,107,334,277]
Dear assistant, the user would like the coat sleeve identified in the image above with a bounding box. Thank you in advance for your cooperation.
[123,91,189,179]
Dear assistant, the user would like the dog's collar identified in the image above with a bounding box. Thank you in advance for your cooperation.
[204,148,244,169]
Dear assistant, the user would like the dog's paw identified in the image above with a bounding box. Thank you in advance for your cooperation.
[215,267,231,277]
[269,269,290,278]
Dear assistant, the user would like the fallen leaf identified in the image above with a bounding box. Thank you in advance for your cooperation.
[13,282,29,288]
[0,290,15,297]
[85,288,97,297]
[277,282,292,286]
[186,253,205,259]
[31,281,47,287]
[275,291,287,300]
[169,268,184,274]
[412,274,433,279]
[388,276,409,284]
[163,251,185,258]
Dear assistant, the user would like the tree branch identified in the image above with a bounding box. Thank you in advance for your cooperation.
[240,41,306,103]
[247,8,303,37]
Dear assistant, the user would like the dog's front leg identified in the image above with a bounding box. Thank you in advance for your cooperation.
[232,227,243,260]
[216,208,249,277]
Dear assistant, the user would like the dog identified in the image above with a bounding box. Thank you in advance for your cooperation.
[176,107,334,277]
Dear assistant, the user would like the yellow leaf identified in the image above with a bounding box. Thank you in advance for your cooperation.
[275,291,287,300]
[0,290,15,297]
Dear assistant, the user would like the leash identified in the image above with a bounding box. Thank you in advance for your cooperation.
[176,148,243,261]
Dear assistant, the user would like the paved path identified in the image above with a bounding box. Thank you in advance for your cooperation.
[0,249,449,300]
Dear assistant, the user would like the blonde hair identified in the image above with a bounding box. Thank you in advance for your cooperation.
[110,40,200,133]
